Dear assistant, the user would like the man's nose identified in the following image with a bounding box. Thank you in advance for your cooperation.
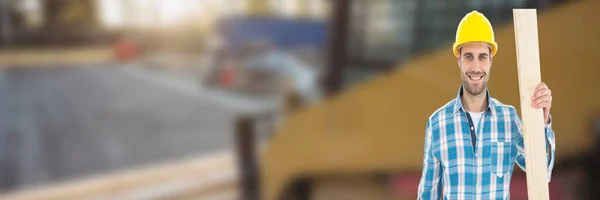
[473,60,485,70]
[474,60,481,68]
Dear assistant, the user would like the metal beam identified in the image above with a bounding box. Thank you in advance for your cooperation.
[236,116,260,200]
[323,0,352,95]
[1,0,13,46]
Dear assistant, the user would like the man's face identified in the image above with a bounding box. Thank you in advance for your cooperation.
[457,42,493,96]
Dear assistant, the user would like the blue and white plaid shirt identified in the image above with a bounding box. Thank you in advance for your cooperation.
[417,87,556,200]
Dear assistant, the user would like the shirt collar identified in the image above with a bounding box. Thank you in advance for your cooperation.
[453,85,497,116]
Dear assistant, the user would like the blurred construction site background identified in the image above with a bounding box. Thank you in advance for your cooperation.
[0,0,599,199]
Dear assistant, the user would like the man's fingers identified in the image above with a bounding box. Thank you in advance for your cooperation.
[532,95,552,105]
[531,88,551,101]
[535,82,548,92]
[534,102,552,109]
[534,95,552,105]
[532,82,548,99]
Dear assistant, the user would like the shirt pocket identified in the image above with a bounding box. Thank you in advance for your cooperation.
[490,140,511,177]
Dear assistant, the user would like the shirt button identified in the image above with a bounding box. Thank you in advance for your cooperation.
[475,153,478,157]
[471,126,474,130]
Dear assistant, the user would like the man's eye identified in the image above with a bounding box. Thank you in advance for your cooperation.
[465,55,472,60]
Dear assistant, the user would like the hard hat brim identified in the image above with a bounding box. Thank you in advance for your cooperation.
[453,41,498,57]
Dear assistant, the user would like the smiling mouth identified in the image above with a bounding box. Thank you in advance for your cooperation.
[468,75,484,81]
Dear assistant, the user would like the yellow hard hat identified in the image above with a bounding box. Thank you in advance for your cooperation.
[453,11,497,57]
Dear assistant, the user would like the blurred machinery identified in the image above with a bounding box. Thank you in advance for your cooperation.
[204,16,327,107]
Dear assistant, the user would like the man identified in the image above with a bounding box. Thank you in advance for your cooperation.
[417,11,556,199]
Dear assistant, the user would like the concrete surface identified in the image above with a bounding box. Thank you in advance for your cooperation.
[0,64,275,193]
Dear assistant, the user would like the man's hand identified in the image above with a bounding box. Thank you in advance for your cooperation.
[531,82,552,124]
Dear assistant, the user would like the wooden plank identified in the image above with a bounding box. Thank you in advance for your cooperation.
[513,9,550,200]
[0,47,114,67]
[0,152,237,200]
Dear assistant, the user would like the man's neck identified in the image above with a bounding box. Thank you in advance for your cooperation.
[461,87,488,112]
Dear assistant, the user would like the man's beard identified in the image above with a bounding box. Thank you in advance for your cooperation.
[462,76,487,96]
